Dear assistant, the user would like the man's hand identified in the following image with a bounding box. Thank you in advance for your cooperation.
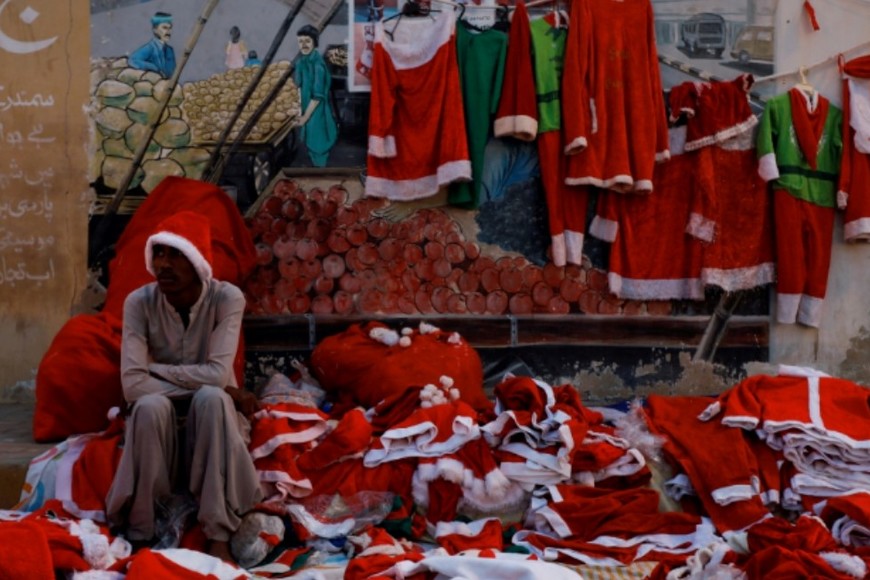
[225,387,260,418]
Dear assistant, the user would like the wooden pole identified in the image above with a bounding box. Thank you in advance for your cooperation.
[206,0,344,184]
[693,291,744,362]
[202,0,307,180]
[102,0,221,218]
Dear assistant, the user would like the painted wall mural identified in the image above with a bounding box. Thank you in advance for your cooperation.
[89,0,361,209]
[653,0,778,97]
[88,0,771,322]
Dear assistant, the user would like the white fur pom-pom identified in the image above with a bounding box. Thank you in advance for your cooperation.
[402,327,413,336]
[439,375,454,388]
[399,336,412,348]
[449,388,460,401]
[447,332,461,344]
[421,400,433,409]
[419,322,439,334]
[107,407,120,421]
[369,327,400,346]
[614,399,665,463]
[821,551,867,578]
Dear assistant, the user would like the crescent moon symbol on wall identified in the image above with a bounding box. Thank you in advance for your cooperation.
[0,1,57,55]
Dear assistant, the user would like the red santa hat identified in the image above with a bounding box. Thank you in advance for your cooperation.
[125,547,247,579]
[144,211,214,283]
[296,407,373,472]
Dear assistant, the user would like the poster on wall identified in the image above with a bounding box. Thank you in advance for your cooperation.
[348,0,397,92]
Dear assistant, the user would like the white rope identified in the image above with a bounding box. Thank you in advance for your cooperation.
[753,38,870,85]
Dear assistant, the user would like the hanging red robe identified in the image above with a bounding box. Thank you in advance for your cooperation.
[839,55,870,242]
[562,0,670,193]
[365,11,471,200]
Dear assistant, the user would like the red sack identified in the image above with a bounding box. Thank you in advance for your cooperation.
[34,177,256,442]
[33,313,126,442]
[310,321,492,417]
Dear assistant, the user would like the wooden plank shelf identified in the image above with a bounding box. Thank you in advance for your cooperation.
[243,314,770,352]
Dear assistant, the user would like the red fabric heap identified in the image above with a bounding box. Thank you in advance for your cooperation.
[310,321,492,418]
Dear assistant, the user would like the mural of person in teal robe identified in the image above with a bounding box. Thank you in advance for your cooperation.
[292,25,338,167]
[129,12,176,78]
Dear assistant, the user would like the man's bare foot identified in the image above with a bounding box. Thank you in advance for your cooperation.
[207,539,236,563]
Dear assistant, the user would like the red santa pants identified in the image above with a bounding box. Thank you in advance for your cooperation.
[773,189,835,328]
[537,130,588,266]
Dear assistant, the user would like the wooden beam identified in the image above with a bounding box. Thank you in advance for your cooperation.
[243,314,770,351]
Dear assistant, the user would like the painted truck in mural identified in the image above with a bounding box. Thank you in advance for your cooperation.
[731,25,774,65]
[679,12,726,58]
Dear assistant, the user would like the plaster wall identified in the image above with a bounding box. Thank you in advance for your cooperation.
[0,0,91,399]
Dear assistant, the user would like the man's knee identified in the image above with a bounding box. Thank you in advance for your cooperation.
[131,394,174,423]
[127,394,175,442]
[192,385,232,414]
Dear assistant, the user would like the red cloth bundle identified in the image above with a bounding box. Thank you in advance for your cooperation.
[310,321,492,417]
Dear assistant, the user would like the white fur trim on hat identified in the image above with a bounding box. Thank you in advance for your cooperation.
[145,231,213,283]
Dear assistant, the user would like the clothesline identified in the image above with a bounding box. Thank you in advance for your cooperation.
[423,0,505,10]
[752,38,870,86]
[416,0,559,11]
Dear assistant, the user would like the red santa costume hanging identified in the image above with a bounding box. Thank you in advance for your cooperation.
[493,1,588,267]
[757,88,842,328]
[668,75,775,292]
[587,127,706,301]
[562,0,670,192]
[838,54,870,242]
[365,10,472,200]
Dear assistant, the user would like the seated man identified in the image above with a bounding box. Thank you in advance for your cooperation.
[106,210,262,562]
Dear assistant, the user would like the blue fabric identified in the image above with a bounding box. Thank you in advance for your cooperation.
[294,51,338,167]
[129,38,176,78]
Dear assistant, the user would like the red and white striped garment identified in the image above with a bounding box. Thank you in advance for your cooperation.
[700,367,870,500]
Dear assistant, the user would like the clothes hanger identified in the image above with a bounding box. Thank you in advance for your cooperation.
[493,4,510,31]
[524,0,557,8]
[450,0,506,32]
[523,0,567,28]
[382,0,441,41]
[794,65,815,94]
